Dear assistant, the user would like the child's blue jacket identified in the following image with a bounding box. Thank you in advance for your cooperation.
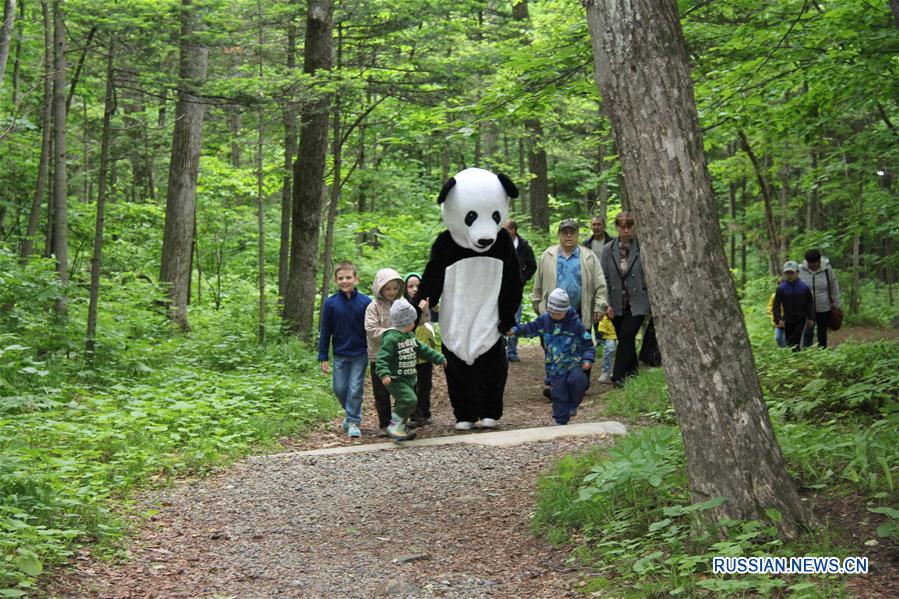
[512,308,595,379]
[318,289,372,361]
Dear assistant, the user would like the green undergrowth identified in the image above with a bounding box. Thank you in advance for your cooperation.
[535,338,899,597]
[0,250,338,593]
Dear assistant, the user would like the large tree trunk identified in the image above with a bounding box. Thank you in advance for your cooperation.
[10,0,22,103]
[86,41,115,358]
[51,0,68,319]
[584,0,809,539]
[278,20,297,305]
[0,0,15,93]
[21,0,52,262]
[526,119,549,231]
[283,0,333,337]
[160,0,208,331]
[255,0,265,343]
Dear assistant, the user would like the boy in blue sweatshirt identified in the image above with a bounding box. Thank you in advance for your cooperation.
[318,261,372,438]
[506,288,595,425]
[773,261,814,351]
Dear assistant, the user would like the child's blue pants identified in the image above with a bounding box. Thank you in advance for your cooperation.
[548,367,590,424]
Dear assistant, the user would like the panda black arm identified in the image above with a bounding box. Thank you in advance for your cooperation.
[413,232,449,322]
[496,228,523,333]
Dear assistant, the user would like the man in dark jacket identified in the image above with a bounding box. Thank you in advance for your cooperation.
[583,215,615,259]
[504,219,537,362]
[773,261,814,351]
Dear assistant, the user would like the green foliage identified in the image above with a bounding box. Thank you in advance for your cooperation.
[536,335,898,597]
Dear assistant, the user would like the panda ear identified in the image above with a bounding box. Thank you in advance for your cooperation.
[496,173,519,199]
[437,177,457,204]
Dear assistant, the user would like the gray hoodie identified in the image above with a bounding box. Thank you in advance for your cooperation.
[364,268,405,361]
[799,257,841,313]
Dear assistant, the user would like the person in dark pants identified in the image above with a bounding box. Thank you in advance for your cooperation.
[774,261,814,350]
[600,211,650,387]
[503,219,537,362]
[799,249,841,349]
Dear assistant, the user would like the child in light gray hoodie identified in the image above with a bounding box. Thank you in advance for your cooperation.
[364,268,406,432]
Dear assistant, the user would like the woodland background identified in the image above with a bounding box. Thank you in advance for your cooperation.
[0,0,897,595]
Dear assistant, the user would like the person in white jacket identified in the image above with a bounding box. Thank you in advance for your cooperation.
[798,249,841,348]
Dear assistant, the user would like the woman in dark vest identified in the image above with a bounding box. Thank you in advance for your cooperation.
[600,211,650,387]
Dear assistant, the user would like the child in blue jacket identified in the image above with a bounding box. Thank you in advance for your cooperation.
[506,288,594,425]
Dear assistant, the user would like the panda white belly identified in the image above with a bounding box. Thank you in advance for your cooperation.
[441,256,503,365]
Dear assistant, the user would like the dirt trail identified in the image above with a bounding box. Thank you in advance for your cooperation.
[44,343,619,598]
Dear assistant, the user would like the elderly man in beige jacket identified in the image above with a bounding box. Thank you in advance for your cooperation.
[531,219,608,332]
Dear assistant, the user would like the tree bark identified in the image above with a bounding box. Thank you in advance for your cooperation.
[278,20,297,305]
[738,130,780,275]
[10,0,22,104]
[891,0,899,28]
[526,119,549,230]
[318,23,342,326]
[283,0,333,337]
[160,0,208,331]
[779,142,789,261]
[51,0,68,319]
[21,0,52,262]
[0,0,15,94]
[584,0,809,538]
[86,41,115,358]
[255,0,265,343]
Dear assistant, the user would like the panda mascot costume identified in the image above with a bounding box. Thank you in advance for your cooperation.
[414,168,523,430]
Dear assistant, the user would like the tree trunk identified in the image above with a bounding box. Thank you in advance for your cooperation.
[728,143,737,268]
[283,0,333,337]
[806,148,819,231]
[850,186,862,314]
[318,23,342,326]
[160,0,208,332]
[584,0,809,539]
[64,25,94,113]
[891,0,899,28]
[278,20,297,305]
[10,0,22,103]
[51,0,68,319]
[526,119,549,231]
[738,130,779,275]
[255,0,265,343]
[597,105,610,222]
[86,41,115,358]
[227,108,242,168]
[779,142,789,261]
[21,0,52,262]
[0,0,15,93]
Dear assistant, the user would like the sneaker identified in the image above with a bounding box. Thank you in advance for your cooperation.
[507,355,520,363]
[598,372,612,384]
[479,418,498,429]
[387,418,416,441]
[347,423,361,438]
[455,421,475,430]
[554,420,568,426]
[341,419,349,432]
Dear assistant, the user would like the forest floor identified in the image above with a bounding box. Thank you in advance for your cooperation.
[40,329,898,598]
[43,341,623,598]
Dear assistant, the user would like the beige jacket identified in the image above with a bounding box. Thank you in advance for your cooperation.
[364,268,405,361]
[530,244,608,330]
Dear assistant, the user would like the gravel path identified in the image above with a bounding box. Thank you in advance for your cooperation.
[45,343,620,598]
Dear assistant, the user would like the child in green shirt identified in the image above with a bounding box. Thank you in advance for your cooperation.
[376,298,446,441]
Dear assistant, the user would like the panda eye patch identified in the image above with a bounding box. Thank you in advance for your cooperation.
[464,211,478,226]
[492,211,501,224]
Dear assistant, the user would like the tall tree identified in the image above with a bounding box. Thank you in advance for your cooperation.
[86,40,115,358]
[51,0,68,319]
[283,0,333,337]
[0,0,15,93]
[160,0,208,331]
[20,0,52,262]
[584,0,809,538]
[255,0,265,343]
[278,19,297,304]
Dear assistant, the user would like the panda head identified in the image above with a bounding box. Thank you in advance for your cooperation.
[438,168,519,253]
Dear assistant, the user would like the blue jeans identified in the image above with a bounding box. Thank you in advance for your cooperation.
[507,303,524,358]
[601,338,617,375]
[332,355,367,425]
[774,327,786,348]
[549,367,590,425]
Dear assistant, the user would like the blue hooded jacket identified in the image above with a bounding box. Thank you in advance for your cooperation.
[512,307,595,379]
